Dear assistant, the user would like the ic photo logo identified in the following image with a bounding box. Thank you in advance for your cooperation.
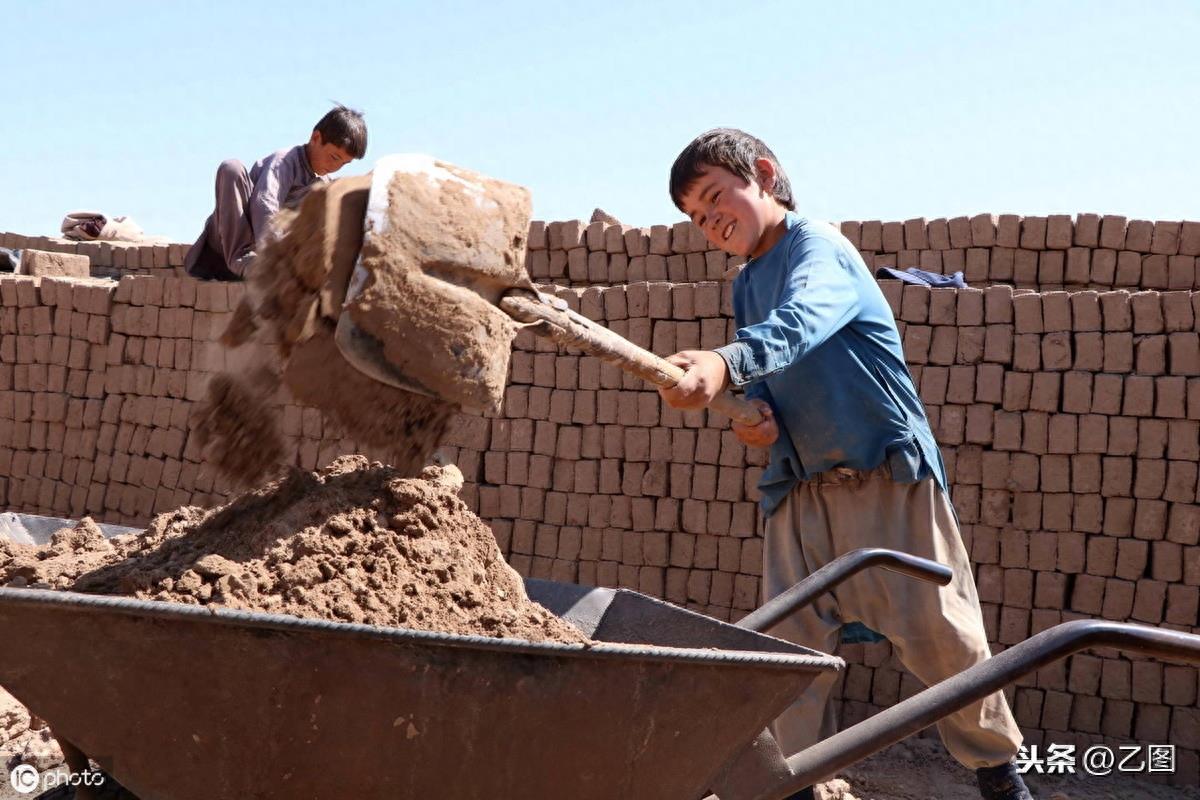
[7,764,107,794]
[8,764,39,794]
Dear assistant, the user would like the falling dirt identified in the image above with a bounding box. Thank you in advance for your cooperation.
[0,456,585,645]
[194,173,459,487]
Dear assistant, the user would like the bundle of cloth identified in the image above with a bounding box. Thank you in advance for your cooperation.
[59,211,164,243]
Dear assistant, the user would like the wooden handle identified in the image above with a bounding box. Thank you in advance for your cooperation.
[500,294,764,427]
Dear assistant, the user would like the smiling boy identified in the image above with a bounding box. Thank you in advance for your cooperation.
[185,104,367,281]
[658,128,1032,800]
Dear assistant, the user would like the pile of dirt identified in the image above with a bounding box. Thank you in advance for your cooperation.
[0,687,62,774]
[0,456,585,645]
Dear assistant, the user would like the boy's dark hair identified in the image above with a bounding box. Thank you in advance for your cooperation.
[669,128,795,212]
[313,105,368,159]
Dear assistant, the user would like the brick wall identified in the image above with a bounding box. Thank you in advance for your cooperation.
[1,212,1198,784]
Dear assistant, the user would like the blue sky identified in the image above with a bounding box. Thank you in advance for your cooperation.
[5,1,1198,242]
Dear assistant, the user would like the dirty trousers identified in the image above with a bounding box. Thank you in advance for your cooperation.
[764,468,1022,769]
[184,159,255,281]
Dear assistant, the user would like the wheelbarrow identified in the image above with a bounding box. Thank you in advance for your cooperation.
[2,528,1200,800]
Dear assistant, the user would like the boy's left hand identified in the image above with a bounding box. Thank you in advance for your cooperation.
[658,350,731,410]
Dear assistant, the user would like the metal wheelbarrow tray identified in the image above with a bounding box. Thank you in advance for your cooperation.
[3,541,1200,800]
[0,581,838,800]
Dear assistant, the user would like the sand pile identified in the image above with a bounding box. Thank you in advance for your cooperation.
[0,688,63,773]
[0,456,585,644]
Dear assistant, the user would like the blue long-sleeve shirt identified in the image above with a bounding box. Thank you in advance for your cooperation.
[714,214,947,516]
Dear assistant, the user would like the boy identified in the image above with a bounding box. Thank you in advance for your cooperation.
[184,104,367,281]
[658,128,1032,800]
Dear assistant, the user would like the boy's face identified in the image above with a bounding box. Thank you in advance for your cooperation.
[307,131,355,176]
[678,161,786,258]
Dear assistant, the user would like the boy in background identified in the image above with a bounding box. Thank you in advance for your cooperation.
[185,104,367,281]
[658,128,1032,800]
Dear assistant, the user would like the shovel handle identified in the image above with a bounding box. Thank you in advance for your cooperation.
[500,294,764,427]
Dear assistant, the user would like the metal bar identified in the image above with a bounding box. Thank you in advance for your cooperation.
[735,548,952,634]
[500,292,764,426]
[742,620,1200,800]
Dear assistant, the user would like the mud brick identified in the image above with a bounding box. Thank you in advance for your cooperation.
[643,224,672,255]
[855,219,882,251]
[1060,371,1096,414]
[1154,375,1186,418]
[1113,250,1144,286]
[1129,290,1165,334]
[1098,290,1132,330]
[1008,333,1037,371]
[1130,578,1167,623]
[1099,575,1132,618]
[1012,217,1045,251]
[1168,334,1200,377]
[1160,292,1196,334]
[916,217,949,251]
[1038,214,1070,250]
[1167,583,1200,625]
[1023,371,1058,413]
[1122,375,1157,417]
[1043,331,1074,372]
[983,285,1013,325]
[990,413,1019,452]
[1003,292,1041,333]
[954,248,986,283]
[1088,248,1116,285]
[1124,219,1156,253]
[902,324,931,364]
[1163,461,1198,505]
[924,327,954,366]
[916,250,942,272]
[868,220,901,253]
[1036,251,1063,284]
[1027,532,1056,575]
[1166,254,1195,290]
[563,247,587,281]
[1100,332,1132,373]
[1147,220,1183,257]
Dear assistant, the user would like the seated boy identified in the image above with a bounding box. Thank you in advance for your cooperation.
[658,128,1033,800]
[184,105,367,281]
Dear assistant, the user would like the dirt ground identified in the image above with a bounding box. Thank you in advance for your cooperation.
[818,735,1199,800]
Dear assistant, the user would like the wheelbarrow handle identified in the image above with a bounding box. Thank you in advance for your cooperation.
[499,292,764,427]
[742,620,1200,800]
[734,548,953,634]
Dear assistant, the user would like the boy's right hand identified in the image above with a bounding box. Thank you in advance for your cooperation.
[732,399,779,448]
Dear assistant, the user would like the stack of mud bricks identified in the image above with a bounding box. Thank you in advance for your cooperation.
[496,213,1200,785]
[843,214,1200,293]
[523,219,746,287]
[0,232,189,281]
[0,212,1198,783]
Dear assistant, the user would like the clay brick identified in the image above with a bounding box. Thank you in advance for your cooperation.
[1130,291,1164,333]
[1090,248,1117,284]
[859,220,882,251]
[989,247,1014,281]
[1150,220,1181,255]
[1040,333,1071,371]
[1099,291,1131,330]
[1019,217,1047,250]
[1125,219,1154,252]
[984,285,1013,324]
[1064,247,1090,284]
[1040,292,1070,332]
[1114,250,1141,286]
[1167,254,1195,289]
[1042,214,1071,250]
[1012,292,1041,333]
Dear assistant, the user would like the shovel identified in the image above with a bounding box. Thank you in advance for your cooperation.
[332,154,764,426]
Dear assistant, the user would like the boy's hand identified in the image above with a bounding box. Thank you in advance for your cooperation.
[732,399,779,448]
[658,350,731,410]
